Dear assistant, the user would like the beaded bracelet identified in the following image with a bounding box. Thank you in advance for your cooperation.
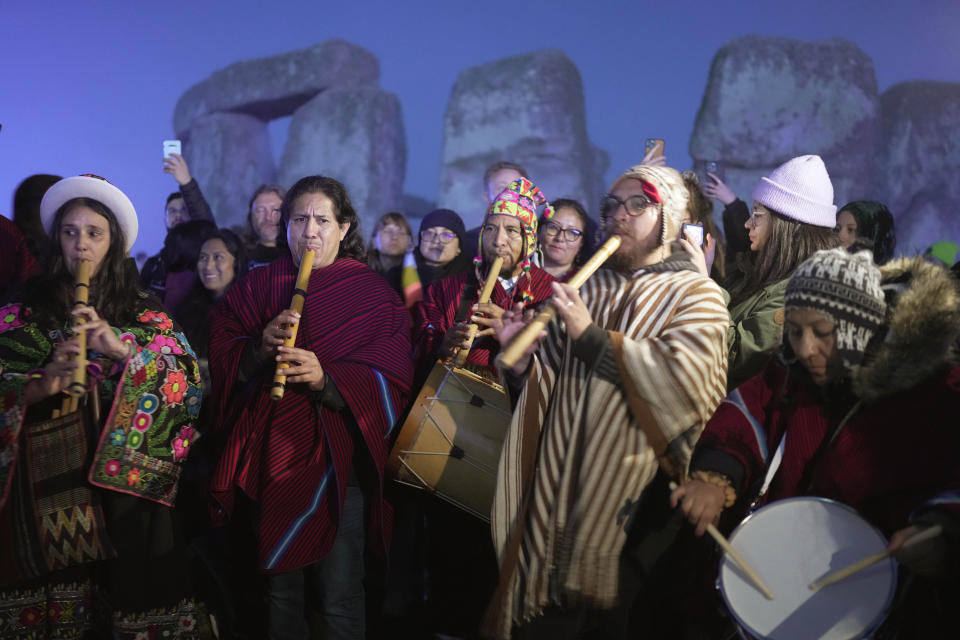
[689,470,737,508]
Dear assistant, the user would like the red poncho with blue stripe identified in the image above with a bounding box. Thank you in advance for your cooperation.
[209,256,413,573]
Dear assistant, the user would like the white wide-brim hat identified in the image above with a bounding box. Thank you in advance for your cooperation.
[40,174,139,253]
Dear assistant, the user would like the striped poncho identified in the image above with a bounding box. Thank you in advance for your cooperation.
[487,261,729,637]
[209,256,413,573]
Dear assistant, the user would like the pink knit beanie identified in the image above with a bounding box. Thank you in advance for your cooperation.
[751,155,837,228]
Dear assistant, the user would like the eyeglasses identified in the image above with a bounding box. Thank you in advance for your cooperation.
[542,221,584,243]
[421,230,456,244]
[747,210,768,227]
[600,194,656,218]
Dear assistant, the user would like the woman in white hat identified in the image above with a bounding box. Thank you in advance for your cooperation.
[723,155,839,391]
[0,175,208,637]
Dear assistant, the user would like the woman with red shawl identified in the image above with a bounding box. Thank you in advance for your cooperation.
[208,176,413,639]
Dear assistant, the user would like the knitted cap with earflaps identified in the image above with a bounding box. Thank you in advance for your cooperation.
[752,155,837,228]
[785,248,886,369]
[476,177,550,303]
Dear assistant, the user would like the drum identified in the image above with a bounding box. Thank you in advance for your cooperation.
[387,361,511,521]
[718,497,896,640]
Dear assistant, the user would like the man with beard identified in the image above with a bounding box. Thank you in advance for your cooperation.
[409,178,555,638]
[245,184,286,269]
[414,177,555,379]
[485,164,729,639]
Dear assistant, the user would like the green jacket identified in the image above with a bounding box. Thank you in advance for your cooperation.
[722,255,788,392]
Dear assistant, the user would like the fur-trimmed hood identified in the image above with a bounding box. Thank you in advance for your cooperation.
[852,257,960,403]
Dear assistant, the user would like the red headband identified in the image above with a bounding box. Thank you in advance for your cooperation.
[641,179,662,204]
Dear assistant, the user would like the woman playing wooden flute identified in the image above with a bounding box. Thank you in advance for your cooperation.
[0,175,207,638]
[208,176,413,640]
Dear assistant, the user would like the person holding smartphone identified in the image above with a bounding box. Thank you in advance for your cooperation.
[141,146,216,299]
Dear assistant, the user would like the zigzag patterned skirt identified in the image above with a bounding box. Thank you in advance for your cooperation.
[0,409,208,638]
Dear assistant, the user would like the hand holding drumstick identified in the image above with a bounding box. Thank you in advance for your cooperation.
[670,480,775,600]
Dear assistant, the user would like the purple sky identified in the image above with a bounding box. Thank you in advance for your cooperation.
[2,0,959,256]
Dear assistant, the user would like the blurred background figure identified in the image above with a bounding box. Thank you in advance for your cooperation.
[0,215,39,301]
[367,212,420,308]
[146,219,217,314]
[538,198,596,282]
[142,153,215,297]
[682,171,727,282]
[12,173,61,259]
[415,208,470,288]
[245,184,286,269]
[179,227,248,389]
[836,200,897,264]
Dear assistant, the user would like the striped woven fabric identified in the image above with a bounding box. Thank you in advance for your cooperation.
[487,265,729,637]
[209,256,413,573]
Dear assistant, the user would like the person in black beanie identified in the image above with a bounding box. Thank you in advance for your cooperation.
[414,208,471,287]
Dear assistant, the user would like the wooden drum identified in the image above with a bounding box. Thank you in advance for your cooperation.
[387,362,511,521]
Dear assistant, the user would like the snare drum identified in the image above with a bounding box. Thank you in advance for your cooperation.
[387,361,511,521]
[718,497,896,640]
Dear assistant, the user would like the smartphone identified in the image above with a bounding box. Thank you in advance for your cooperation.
[163,139,181,159]
[644,138,665,160]
[704,160,724,183]
[682,222,705,247]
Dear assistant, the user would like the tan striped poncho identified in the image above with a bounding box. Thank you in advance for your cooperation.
[486,264,729,638]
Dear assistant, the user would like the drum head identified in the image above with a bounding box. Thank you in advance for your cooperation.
[719,497,896,640]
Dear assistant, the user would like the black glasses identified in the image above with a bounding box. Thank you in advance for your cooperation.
[542,221,583,243]
[421,230,456,244]
[600,194,655,218]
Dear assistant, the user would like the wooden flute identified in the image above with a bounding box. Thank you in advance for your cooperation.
[496,235,621,369]
[55,259,92,417]
[453,256,503,367]
[270,249,315,401]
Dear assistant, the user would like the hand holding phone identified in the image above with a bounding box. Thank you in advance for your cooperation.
[163,139,181,159]
[682,222,705,247]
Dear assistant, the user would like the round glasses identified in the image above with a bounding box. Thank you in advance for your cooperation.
[542,221,584,243]
[600,194,656,218]
[421,230,456,244]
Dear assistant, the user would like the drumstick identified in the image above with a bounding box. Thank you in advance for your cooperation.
[454,257,502,367]
[669,481,775,600]
[270,249,315,401]
[496,235,621,369]
[808,524,943,592]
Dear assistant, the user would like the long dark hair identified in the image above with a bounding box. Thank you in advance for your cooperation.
[734,208,839,304]
[163,219,218,271]
[278,176,365,262]
[839,200,896,264]
[179,228,248,358]
[24,197,142,326]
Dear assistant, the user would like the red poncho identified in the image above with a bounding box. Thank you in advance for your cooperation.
[209,256,413,573]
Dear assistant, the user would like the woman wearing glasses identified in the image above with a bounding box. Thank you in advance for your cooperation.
[722,155,839,391]
[414,208,471,287]
[538,198,596,282]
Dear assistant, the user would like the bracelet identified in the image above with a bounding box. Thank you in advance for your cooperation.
[690,470,737,508]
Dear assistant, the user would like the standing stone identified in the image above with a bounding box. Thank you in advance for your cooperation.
[690,36,878,221]
[438,49,604,226]
[174,40,380,136]
[874,81,960,253]
[183,112,275,227]
[278,87,406,234]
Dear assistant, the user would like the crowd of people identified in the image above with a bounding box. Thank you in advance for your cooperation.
[0,143,958,640]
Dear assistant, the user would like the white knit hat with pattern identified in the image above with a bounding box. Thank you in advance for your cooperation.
[752,155,837,228]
